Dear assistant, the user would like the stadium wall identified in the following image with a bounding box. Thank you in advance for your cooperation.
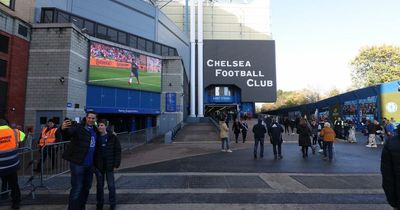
[34,0,190,79]
[25,23,88,134]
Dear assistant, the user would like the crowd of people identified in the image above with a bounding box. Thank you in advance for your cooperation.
[91,42,136,63]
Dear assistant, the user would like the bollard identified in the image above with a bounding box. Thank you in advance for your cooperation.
[164,131,172,144]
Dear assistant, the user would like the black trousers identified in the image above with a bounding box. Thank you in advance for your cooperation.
[242,132,247,142]
[234,132,240,143]
[1,171,20,204]
[37,146,58,170]
[273,143,282,155]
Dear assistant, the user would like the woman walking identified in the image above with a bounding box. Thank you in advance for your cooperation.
[219,115,232,152]
[320,122,336,162]
[297,118,312,158]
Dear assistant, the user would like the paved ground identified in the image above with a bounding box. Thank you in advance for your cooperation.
[0,120,392,209]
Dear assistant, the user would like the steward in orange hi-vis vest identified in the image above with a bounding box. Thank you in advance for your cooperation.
[0,124,25,174]
[38,127,58,147]
[0,119,25,209]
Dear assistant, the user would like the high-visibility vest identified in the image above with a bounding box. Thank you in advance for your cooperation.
[39,127,57,146]
[0,127,20,151]
[0,126,25,175]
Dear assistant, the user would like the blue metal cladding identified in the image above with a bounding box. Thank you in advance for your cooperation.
[264,81,400,124]
[86,85,160,114]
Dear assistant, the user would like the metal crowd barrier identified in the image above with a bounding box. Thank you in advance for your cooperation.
[117,126,161,151]
[38,141,70,186]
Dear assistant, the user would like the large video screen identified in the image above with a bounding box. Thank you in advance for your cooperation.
[88,42,162,92]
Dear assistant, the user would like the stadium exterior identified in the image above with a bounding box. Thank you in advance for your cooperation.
[1,0,277,134]
[161,0,276,119]
[23,0,190,134]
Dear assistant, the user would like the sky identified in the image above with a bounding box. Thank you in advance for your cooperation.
[270,0,400,92]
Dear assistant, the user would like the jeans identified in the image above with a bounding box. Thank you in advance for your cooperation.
[0,171,20,204]
[221,138,230,150]
[323,141,333,160]
[272,143,281,156]
[68,162,94,210]
[254,138,264,157]
[95,168,116,207]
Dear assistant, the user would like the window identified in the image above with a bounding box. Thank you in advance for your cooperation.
[96,24,107,39]
[56,11,70,23]
[169,48,176,56]
[129,35,137,48]
[18,24,28,37]
[0,81,7,114]
[0,34,9,54]
[118,32,127,44]
[154,43,161,55]
[0,0,15,9]
[138,38,146,51]
[146,40,153,53]
[42,10,54,23]
[0,59,6,77]
[161,45,169,56]
[71,16,84,29]
[107,28,118,42]
[83,20,94,35]
[39,117,47,125]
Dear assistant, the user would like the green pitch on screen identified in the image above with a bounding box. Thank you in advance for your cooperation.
[88,66,161,92]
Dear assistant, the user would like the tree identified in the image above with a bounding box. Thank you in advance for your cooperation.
[351,45,400,88]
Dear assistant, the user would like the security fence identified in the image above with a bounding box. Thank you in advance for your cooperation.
[117,126,161,151]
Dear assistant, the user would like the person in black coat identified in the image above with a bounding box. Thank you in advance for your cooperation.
[94,119,121,210]
[240,118,249,143]
[61,112,98,210]
[297,118,312,158]
[381,126,400,210]
[252,119,267,159]
[269,118,284,159]
[232,119,241,143]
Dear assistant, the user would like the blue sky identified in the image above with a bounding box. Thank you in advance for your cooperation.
[271,0,400,92]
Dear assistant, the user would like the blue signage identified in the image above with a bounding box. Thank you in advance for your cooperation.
[209,96,234,103]
[67,103,72,108]
[165,93,177,112]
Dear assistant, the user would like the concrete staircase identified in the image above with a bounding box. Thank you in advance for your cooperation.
[174,122,219,142]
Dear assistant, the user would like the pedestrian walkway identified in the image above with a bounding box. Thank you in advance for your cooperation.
[0,119,390,209]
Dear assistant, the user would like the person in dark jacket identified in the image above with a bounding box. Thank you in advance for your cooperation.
[252,119,267,159]
[310,119,319,154]
[232,119,241,143]
[61,112,98,210]
[297,118,312,158]
[381,126,400,210]
[268,118,284,160]
[94,119,121,210]
[240,118,249,143]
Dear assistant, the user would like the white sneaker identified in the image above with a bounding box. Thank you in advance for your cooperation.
[227,149,233,153]
[371,144,377,148]
[318,149,323,153]
[366,144,372,148]
[221,149,226,152]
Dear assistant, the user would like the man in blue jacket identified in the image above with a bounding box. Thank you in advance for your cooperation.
[61,112,97,210]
